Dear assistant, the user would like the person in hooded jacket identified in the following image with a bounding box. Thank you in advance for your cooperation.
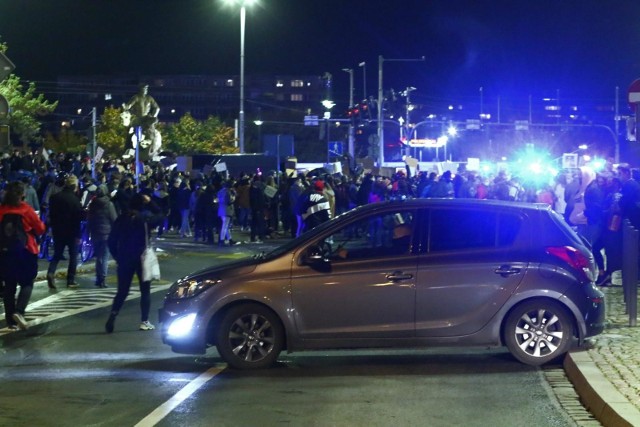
[105,193,164,333]
[0,181,46,330]
[87,186,117,288]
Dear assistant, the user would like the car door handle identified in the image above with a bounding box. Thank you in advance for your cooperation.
[494,265,521,277]
[386,271,413,281]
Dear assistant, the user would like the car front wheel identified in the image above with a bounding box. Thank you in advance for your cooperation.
[216,304,284,370]
[504,300,573,366]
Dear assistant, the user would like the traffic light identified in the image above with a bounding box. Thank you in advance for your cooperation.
[347,105,360,120]
[360,101,371,120]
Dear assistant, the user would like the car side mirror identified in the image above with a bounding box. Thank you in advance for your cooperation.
[305,245,330,265]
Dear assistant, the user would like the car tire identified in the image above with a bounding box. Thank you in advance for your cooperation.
[504,300,573,366]
[216,303,284,370]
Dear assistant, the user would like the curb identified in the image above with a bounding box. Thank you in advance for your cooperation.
[564,350,640,427]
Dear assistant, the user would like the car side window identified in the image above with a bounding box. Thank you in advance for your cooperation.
[497,213,521,246]
[324,210,415,261]
[427,209,521,252]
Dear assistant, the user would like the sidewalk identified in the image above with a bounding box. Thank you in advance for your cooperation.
[565,276,640,427]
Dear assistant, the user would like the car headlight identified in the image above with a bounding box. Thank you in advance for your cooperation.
[167,313,197,338]
[168,278,220,299]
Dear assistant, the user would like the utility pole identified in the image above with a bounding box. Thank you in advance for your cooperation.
[359,61,366,101]
[377,55,424,166]
[404,87,416,158]
[615,86,620,163]
[91,107,97,179]
[342,68,355,158]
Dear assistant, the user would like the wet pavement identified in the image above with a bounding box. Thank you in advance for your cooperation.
[4,231,640,426]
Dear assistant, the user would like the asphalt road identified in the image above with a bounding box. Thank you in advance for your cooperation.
[0,236,586,427]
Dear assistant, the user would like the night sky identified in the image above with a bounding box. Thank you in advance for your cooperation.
[2,0,640,108]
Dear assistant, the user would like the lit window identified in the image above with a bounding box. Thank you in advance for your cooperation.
[291,94,303,101]
[226,79,234,87]
[291,80,304,87]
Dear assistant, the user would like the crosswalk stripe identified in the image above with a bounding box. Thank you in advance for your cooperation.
[0,282,172,336]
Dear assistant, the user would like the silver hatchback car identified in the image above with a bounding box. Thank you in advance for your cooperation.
[159,199,605,369]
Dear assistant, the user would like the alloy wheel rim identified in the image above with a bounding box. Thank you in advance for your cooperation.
[228,313,275,363]
[514,309,564,358]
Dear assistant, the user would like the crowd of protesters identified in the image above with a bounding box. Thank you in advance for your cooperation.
[1,148,639,306]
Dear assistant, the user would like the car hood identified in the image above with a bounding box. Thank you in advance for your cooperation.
[182,256,258,281]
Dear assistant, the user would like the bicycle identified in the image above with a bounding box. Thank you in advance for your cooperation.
[79,220,94,263]
[38,226,54,261]
[38,206,54,261]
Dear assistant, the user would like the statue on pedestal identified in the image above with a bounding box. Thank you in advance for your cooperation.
[121,84,162,161]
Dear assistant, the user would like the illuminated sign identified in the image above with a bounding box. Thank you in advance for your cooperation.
[408,138,444,148]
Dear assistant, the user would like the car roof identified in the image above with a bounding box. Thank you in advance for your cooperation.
[348,198,551,214]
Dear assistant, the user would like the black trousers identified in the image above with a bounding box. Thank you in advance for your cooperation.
[1,251,37,326]
[47,234,78,284]
[110,257,152,323]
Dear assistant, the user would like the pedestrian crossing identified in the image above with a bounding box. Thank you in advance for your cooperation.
[0,282,172,336]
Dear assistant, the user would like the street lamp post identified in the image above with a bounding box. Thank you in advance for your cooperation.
[239,5,246,153]
[322,100,335,164]
[359,61,366,101]
[224,0,256,153]
[342,68,355,158]
[377,55,424,166]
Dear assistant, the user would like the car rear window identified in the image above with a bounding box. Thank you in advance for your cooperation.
[546,208,586,247]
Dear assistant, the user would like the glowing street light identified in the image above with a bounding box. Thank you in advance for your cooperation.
[321,99,335,111]
[223,0,257,153]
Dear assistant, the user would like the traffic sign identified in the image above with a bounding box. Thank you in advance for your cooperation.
[628,78,640,111]
[304,115,319,126]
[466,119,481,130]
[0,125,9,146]
[0,52,15,82]
[328,141,343,155]
[0,94,9,119]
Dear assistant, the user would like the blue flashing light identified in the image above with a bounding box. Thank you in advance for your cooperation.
[591,158,606,171]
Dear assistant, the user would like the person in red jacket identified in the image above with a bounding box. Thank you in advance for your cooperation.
[0,181,46,330]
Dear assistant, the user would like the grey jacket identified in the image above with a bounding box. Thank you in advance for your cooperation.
[87,195,117,240]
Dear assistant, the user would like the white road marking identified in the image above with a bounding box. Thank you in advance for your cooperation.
[0,283,172,336]
[134,365,227,427]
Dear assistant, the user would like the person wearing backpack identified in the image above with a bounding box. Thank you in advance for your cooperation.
[0,181,46,330]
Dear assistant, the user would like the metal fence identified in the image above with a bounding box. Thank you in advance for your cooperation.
[622,219,639,327]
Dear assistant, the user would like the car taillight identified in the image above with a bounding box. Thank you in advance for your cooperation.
[546,246,595,282]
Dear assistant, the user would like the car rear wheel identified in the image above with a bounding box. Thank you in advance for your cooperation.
[216,304,284,370]
[504,300,573,366]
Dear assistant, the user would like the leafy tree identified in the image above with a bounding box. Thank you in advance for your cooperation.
[42,127,88,154]
[163,113,237,155]
[0,41,58,148]
[96,105,130,157]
